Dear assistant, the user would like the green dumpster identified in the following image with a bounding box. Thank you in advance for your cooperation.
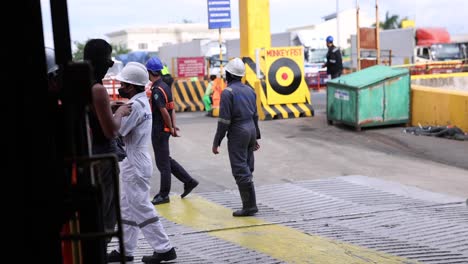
[326,65,410,131]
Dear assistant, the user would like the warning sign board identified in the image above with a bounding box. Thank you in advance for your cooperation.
[177,57,205,78]
[265,47,309,105]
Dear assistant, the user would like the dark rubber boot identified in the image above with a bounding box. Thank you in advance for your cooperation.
[233,182,258,217]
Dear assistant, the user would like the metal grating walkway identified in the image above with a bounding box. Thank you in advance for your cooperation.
[109,176,468,263]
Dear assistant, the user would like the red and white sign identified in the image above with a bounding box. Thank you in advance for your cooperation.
[177,57,205,77]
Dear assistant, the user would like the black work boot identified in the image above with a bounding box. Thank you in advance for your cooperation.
[107,249,134,262]
[233,182,258,217]
[141,247,177,263]
[151,193,170,205]
[181,179,199,198]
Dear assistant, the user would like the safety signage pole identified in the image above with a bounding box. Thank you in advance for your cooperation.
[207,0,231,76]
[219,28,223,77]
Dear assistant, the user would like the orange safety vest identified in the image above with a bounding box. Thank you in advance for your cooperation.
[211,78,226,109]
[153,86,174,133]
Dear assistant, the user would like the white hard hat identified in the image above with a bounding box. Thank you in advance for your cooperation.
[225,57,245,77]
[116,62,149,86]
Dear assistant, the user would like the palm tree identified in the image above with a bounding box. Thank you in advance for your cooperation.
[373,11,408,30]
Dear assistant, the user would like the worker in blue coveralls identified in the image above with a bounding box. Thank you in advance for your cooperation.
[212,57,261,217]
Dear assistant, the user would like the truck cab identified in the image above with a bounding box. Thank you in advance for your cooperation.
[415,43,463,63]
[414,28,463,63]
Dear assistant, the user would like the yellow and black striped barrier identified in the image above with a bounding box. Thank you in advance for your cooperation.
[243,56,314,120]
[253,79,314,120]
[172,80,207,112]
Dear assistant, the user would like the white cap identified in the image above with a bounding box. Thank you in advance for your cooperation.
[225,57,245,77]
[116,62,149,86]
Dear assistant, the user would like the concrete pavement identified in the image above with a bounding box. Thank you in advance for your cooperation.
[113,92,468,263]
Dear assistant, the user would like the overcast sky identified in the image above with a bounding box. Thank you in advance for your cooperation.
[40,0,467,48]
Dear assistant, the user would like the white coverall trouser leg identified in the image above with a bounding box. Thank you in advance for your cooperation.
[119,150,172,256]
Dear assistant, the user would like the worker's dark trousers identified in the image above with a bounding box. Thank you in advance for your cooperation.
[227,123,258,216]
[98,159,118,233]
[92,143,119,244]
[227,123,257,184]
[152,132,194,197]
[331,72,342,79]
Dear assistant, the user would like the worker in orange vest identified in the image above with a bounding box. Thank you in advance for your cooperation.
[210,75,226,115]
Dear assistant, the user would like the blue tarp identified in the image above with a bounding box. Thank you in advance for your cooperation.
[117,51,158,65]
[115,54,129,65]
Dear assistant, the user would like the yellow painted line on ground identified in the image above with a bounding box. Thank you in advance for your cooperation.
[157,195,418,264]
[411,72,468,80]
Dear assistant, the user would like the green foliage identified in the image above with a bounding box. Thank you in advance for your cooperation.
[373,11,408,30]
[72,40,131,60]
[72,40,86,61]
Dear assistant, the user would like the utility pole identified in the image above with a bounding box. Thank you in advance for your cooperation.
[336,0,340,48]
[356,0,361,70]
[376,0,380,64]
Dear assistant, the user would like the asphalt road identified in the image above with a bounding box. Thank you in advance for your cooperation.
[147,90,468,200]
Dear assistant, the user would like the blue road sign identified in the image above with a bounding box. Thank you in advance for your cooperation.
[207,0,231,29]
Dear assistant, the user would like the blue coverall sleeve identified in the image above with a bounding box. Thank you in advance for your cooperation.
[253,94,261,139]
[335,49,343,71]
[213,89,233,147]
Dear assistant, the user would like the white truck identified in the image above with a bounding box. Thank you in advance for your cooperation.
[414,27,463,63]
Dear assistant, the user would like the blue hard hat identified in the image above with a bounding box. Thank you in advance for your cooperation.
[146,57,164,72]
[326,36,334,43]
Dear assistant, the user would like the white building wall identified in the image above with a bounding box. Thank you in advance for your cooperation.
[314,8,374,49]
[110,35,128,48]
[106,24,239,52]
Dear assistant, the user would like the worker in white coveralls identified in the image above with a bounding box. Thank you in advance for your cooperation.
[106,62,177,263]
